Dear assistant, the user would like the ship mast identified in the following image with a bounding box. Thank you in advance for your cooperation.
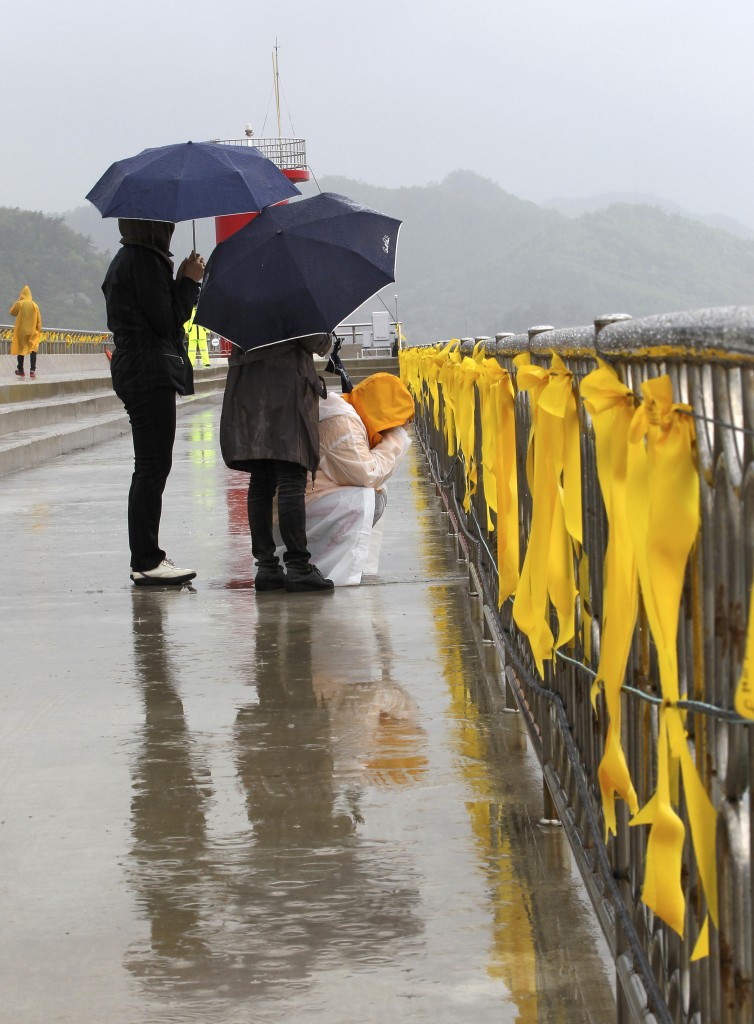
[272,41,282,140]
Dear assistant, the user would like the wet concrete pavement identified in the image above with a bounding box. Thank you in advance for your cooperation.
[0,396,615,1023]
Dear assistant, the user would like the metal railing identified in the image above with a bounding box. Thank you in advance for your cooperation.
[212,136,307,172]
[404,305,754,1024]
[331,320,402,354]
[0,326,112,355]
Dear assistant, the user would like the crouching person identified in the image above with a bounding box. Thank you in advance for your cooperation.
[297,373,414,586]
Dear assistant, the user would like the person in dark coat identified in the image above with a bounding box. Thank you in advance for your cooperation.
[220,333,335,593]
[102,219,204,586]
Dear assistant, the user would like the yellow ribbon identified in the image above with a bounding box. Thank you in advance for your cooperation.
[405,344,721,961]
[455,351,483,511]
[734,582,754,720]
[512,354,581,675]
[438,346,464,456]
[402,343,520,605]
[626,375,717,951]
[580,361,640,836]
[477,355,519,603]
[2,329,111,345]
[630,706,686,934]
[400,341,458,431]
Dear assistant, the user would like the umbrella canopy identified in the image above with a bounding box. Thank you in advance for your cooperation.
[195,192,402,351]
[85,141,300,222]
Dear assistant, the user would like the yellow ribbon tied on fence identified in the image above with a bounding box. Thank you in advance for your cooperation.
[399,347,419,400]
[429,341,458,433]
[400,341,458,431]
[477,356,519,602]
[455,349,484,511]
[626,375,717,956]
[512,354,581,675]
[473,356,520,602]
[580,361,639,836]
[400,346,433,422]
[734,582,754,719]
[438,345,464,456]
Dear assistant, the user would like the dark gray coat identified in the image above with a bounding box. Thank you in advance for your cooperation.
[220,335,331,474]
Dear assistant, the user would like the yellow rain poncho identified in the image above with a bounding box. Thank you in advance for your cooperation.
[9,286,42,356]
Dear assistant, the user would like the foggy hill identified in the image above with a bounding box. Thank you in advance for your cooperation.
[0,208,110,330]
[314,172,754,342]
[4,172,754,340]
[543,191,754,240]
[61,204,218,262]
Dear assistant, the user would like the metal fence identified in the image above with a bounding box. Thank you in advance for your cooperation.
[212,136,307,172]
[0,326,111,355]
[332,320,402,353]
[403,306,753,1024]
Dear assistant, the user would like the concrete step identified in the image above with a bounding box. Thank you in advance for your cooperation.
[0,352,402,476]
[0,371,114,406]
[0,366,227,478]
[0,388,124,437]
[0,364,228,405]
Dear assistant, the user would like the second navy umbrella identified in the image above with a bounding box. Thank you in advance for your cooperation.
[195,192,402,351]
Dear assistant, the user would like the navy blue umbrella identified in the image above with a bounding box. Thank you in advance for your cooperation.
[195,192,402,352]
[85,141,300,222]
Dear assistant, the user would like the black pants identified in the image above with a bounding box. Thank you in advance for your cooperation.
[247,459,310,570]
[17,353,37,372]
[121,388,176,571]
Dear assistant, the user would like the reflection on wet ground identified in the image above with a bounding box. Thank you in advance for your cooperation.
[0,398,614,1023]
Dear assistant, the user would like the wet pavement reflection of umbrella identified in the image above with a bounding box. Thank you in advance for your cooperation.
[194,192,402,351]
[85,141,300,222]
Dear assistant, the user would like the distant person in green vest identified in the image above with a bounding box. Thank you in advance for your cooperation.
[183,307,210,367]
[9,285,42,378]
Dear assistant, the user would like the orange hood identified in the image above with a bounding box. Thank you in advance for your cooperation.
[342,373,414,448]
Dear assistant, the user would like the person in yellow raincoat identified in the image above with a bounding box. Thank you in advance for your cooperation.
[183,307,210,367]
[10,285,42,378]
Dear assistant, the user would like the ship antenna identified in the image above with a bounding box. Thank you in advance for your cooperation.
[272,40,282,140]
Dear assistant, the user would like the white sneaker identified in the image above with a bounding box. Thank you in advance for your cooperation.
[130,558,197,587]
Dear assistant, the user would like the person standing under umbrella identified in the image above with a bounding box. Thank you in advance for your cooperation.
[220,335,335,593]
[102,219,204,585]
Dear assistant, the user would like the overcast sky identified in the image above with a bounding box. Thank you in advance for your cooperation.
[3,0,753,226]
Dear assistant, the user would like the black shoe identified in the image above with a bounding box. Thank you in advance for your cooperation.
[284,564,335,593]
[254,565,287,592]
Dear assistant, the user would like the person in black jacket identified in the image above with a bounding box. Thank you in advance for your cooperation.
[102,219,205,585]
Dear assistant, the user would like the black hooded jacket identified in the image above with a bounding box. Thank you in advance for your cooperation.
[102,221,198,397]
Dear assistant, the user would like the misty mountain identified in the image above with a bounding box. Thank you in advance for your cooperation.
[61,204,218,261]
[543,191,754,241]
[0,208,110,330]
[5,172,754,340]
[312,172,754,342]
